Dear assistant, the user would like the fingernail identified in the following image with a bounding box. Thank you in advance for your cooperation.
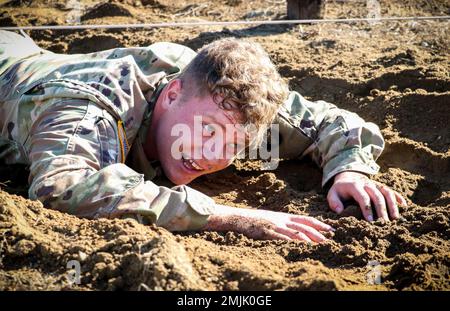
[367,215,373,222]
[336,206,343,214]
[329,226,336,232]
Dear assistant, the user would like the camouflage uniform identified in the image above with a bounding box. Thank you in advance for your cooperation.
[0,30,383,231]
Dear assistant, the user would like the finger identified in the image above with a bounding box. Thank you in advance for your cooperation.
[275,227,312,243]
[262,230,293,241]
[291,215,335,232]
[365,185,389,221]
[350,186,374,222]
[286,222,327,243]
[377,185,400,220]
[327,188,344,214]
[394,191,407,206]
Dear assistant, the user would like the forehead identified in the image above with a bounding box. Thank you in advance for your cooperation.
[186,92,240,123]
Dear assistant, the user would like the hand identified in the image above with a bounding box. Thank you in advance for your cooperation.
[202,204,335,243]
[327,171,407,222]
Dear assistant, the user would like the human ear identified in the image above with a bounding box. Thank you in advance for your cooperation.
[162,79,182,109]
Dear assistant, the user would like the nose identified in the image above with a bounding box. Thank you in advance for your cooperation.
[200,139,236,160]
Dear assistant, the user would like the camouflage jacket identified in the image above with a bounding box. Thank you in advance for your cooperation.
[0,31,383,231]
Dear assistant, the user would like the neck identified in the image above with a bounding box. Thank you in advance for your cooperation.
[143,94,164,161]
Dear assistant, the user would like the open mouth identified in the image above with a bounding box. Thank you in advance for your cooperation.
[181,155,204,172]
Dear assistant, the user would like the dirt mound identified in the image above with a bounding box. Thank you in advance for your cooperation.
[67,34,123,54]
[386,93,450,153]
[0,0,449,291]
[1,0,41,8]
[0,11,16,26]
[80,3,133,22]
[0,188,206,290]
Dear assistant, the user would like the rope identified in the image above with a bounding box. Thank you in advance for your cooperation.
[0,15,448,31]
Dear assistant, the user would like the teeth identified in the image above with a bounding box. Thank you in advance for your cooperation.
[190,160,203,170]
[182,156,203,171]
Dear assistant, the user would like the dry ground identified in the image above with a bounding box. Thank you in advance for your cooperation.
[0,0,449,290]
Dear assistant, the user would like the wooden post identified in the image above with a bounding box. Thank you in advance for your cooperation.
[287,0,323,20]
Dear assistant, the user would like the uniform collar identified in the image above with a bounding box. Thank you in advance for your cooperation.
[127,79,168,180]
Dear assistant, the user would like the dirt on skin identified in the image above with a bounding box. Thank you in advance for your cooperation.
[0,0,449,290]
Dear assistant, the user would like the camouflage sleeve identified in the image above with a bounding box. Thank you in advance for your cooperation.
[276,91,384,187]
[28,98,214,231]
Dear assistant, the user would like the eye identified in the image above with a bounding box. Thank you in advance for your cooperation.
[203,123,215,136]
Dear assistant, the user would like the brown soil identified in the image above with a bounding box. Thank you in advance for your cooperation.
[0,0,449,290]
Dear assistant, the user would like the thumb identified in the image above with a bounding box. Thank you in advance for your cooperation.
[327,189,344,214]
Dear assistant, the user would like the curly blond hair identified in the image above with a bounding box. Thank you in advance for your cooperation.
[179,38,289,145]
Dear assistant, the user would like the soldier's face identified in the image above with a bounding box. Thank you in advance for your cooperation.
[153,79,247,185]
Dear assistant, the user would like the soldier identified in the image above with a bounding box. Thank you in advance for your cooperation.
[0,30,406,243]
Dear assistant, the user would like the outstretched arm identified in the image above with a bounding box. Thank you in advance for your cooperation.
[275,91,406,221]
[202,204,334,243]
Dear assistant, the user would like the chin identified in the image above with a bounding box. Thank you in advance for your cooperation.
[169,174,195,185]
[167,175,187,185]
[163,165,196,185]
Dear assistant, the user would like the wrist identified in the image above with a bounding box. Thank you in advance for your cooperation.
[333,171,368,183]
[201,205,258,232]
